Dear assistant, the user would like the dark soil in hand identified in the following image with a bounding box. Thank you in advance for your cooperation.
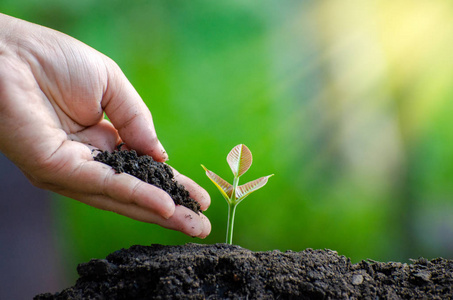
[35,244,453,299]
[93,147,201,213]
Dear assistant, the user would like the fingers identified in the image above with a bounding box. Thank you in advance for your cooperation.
[72,160,177,219]
[85,151,211,237]
[142,205,211,238]
[76,194,211,238]
[33,140,211,237]
[31,140,174,219]
[165,206,211,238]
[72,162,211,237]
[101,60,168,162]
[67,125,211,215]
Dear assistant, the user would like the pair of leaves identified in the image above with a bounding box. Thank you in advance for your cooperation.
[202,144,273,204]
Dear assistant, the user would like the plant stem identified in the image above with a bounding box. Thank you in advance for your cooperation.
[225,175,240,244]
[232,176,239,199]
[226,202,237,244]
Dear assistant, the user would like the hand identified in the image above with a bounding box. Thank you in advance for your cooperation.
[0,13,211,238]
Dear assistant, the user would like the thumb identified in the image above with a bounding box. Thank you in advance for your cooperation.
[101,59,168,162]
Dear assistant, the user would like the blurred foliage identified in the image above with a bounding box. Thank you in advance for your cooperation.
[3,0,453,282]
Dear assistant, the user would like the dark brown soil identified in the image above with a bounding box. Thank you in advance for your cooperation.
[93,147,201,213]
[35,243,453,299]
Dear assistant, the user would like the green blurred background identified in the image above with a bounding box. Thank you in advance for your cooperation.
[2,0,453,287]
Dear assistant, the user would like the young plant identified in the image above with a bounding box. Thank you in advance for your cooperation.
[202,144,273,245]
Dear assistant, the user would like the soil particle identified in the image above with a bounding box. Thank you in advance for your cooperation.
[35,243,453,299]
[93,147,201,213]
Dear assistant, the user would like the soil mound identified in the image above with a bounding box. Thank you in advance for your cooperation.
[35,243,453,299]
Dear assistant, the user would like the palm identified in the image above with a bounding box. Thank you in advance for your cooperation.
[24,32,126,148]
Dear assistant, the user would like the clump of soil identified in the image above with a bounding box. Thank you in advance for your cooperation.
[35,244,453,299]
[93,147,201,213]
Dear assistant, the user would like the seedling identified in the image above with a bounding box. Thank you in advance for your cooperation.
[202,144,273,244]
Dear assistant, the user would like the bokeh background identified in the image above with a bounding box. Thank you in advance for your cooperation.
[2,0,453,297]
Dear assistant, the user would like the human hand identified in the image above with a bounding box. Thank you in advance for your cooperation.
[0,13,211,238]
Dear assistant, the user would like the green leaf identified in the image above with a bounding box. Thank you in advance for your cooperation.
[227,144,252,178]
[201,165,233,201]
[236,174,274,202]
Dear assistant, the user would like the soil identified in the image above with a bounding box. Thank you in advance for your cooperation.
[93,146,201,213]
[35,243,452,299]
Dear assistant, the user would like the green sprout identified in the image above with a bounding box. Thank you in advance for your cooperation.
[202,144,273,245]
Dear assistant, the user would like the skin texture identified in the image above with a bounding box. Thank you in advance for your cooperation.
[0,13,211,238]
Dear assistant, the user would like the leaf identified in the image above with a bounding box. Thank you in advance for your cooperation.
[201,165,233,201]
[227,144,252,178]
[236,174,274,202]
